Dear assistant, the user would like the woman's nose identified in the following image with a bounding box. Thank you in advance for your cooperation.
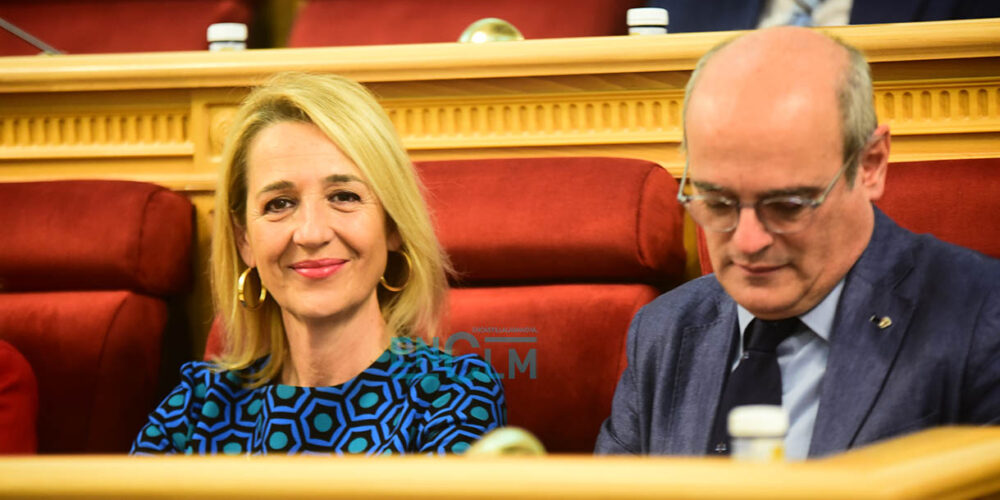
[291,199,334,248]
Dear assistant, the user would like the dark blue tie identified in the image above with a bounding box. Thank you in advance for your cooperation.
[707,317,801,455]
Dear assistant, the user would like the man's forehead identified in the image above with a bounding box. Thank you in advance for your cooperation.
[689,28,846,117]
[707,27,847,74]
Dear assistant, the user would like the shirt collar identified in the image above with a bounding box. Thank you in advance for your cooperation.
[736,278,845,341]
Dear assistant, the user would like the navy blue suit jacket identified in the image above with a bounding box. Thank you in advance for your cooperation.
[647,0,1000,33]
[595,208,1000,457]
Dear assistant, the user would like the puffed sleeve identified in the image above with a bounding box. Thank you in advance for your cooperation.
[413,354,506,454]
[130,361,209,454]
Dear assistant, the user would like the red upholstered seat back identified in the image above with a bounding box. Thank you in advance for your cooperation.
[206,157,686,453]
[877,158,1000,259]
[694,157,1000,275]
[417,157,685,452]
[0,0,252,55]
[419,157,686,284]
[0,180,193,295]
[288,0,644,47]
[0,340,38,454]
[0,180,194,453]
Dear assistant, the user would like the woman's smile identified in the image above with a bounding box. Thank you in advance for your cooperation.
[289,258,347,279]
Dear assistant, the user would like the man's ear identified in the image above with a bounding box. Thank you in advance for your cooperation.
[233,215,256,268]
[859,124,891,201]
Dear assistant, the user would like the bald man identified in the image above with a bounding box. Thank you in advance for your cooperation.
[595,27,1000,460]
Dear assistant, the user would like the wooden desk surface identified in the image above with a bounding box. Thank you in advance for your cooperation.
[1,427,998,499]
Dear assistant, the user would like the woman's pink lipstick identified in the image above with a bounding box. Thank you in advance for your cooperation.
[290,258,346,279]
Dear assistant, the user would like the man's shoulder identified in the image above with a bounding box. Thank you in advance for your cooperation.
[645,274,728,311]
[905,229,1000,290]
[864,211,1000,295]
[634,275,732,333]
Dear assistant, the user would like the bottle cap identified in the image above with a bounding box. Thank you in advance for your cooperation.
[728,405,789,438]
[207,22,248,43]
[627,7,669,27]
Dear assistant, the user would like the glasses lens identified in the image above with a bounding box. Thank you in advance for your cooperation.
[758,197,814,234]
[685,196,738,232]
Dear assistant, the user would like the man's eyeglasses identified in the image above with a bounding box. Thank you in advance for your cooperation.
[676,134,880,234]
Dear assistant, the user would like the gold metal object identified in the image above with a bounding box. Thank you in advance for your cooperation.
[379,250,412,292]
[465,426,547,455]
[237,267,268,309]
[459,18,525,43]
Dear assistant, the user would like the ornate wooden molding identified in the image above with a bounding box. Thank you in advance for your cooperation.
[877,83,1000,130]
[385,91,685,150]
[0,111,191,159]
[0,18,997,184]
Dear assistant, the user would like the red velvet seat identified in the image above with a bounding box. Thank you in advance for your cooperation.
[695,157,1000,275]
[288,0,644,47]
[0,340,38,454]
[0,0,252,55]
[207,156,686,453]
[0,180,193,453]
[876,158,1000,259]
[421,157,685,453]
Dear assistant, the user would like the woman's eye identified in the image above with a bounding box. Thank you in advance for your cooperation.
[263,198,294,213]
[330,191,362,204]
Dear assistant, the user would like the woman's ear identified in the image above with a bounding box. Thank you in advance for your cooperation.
[387,227,402,252]
[385,215,402,252]
[860,124,891,201]
[233,214,255,268]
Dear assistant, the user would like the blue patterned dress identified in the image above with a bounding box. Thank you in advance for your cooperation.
[131,339,506,455]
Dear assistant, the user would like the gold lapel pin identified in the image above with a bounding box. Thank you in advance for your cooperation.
[869,315,892,329]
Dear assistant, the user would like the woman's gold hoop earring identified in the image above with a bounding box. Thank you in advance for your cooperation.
[380,250,412,292]
[237,267,268,309]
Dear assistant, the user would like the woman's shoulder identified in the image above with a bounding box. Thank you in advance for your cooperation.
[396,339,503,389]
[175,359,263,395]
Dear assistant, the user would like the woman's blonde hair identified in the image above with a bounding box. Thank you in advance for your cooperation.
[211,72,450,385]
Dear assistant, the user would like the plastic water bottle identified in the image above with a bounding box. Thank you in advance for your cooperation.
[627,8,669,35]
[207,23,248,51]
[728,405,789,461]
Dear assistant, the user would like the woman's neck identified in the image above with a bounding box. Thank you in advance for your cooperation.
[278,294,390,387]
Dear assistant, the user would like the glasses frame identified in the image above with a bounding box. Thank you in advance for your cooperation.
[676,133,880,234]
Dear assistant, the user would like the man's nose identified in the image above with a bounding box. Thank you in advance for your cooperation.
[292,199,334,248]
[731,206,774,255]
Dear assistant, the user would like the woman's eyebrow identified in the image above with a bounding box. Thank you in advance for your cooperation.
[325,174,367,186]
[257,180,293,196]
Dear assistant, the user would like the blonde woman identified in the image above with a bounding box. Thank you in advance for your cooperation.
[132,73,505,455]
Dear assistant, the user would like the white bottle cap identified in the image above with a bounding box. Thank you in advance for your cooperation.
[627,7,669,27]
[207,22,248,43]
[728,405,789,438]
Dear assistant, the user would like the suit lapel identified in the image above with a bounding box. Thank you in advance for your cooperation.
[809,209,917,456]
[667,295,738,454]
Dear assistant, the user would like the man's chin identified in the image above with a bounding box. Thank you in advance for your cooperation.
[718,276,799,319]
